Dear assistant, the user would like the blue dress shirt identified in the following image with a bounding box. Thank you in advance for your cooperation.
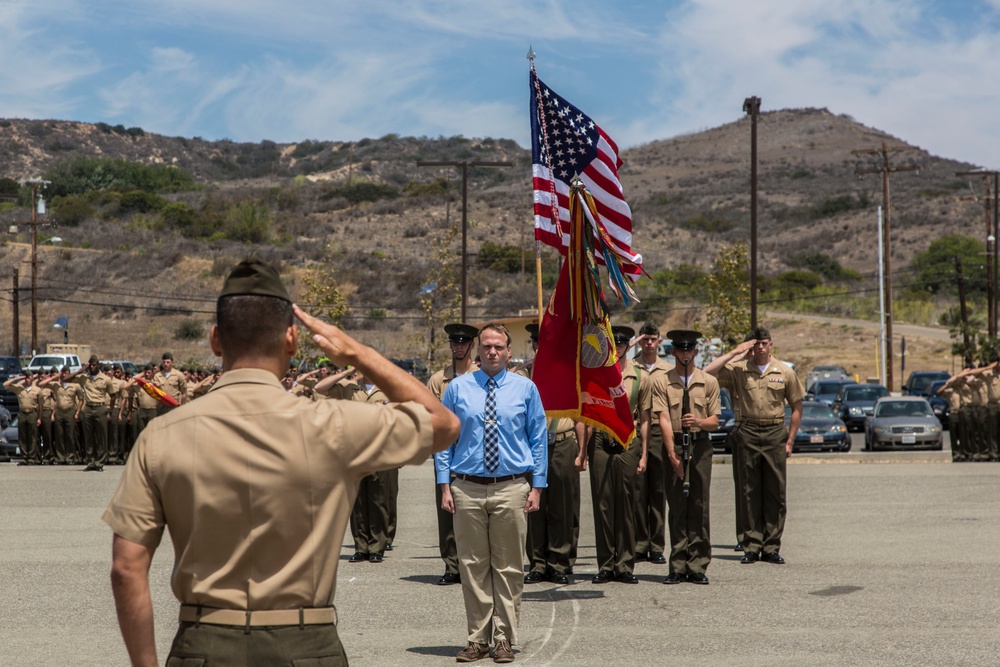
[436,368,548,487]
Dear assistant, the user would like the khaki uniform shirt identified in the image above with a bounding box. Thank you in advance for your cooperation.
[73,372,115,406]
[11,383,41,412]
[955,380,975,409]
[636,357,673,417]
[39,386,55,412]
[966,375,988,406]
[427,364,474,401]
[135,378,162,410]
[153,370,188,404]
[938,385,962,412]
[102,368,434,610]
[717,357,805,421]
[51,382,83,411]
[981,369,1000,404]
[647,367,721,434]
[318,378,360,401]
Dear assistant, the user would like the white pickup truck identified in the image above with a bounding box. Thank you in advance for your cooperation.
[26,353,83,374]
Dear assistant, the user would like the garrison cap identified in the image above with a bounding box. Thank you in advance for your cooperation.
[219,258,291,303]
[444,323,478,343]
[525,323,540,341]
[88,355,99,364]
[748,325,771,341]
[612,325,636,345]
[667,329,701,351]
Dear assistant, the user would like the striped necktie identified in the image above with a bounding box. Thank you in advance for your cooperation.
[483,377,499,472]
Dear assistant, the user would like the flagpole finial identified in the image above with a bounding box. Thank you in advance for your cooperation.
[527,46,535,63]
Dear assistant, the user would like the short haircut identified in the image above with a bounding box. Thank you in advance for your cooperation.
[216,295,293,360]
[639,321,659,337]
[478,322,512,347]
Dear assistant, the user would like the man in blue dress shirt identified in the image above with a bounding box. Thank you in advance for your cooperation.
[437,322,548,664]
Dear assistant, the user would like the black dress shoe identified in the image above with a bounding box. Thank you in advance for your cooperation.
[760,552,785,564]
[368,552,384,563]
[648,553,667,565]
[548,572,569,585]
[384,543,393,551]
[524,570,545,584]
[733,544,744,551]
[740,552,759,564]
[437,572,461,585]
[687,573,709,585]
[663,573,684,585]
[634,552,648,562]
[566,567,574,575]
[615,572,639,584]
[592,571,612,584]
[348,552,368,563]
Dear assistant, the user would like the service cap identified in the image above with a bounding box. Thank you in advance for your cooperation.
[666,329,702,351]
[219,258,291,303]
[444,323,478,343]
[612,325,635,346]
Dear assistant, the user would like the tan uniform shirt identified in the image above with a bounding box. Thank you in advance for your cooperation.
[981,369,1000,404]
[427,365,464,401]
[153,370,188,404]
[647,367,721,434]
[102,368,434,610]
[966,375,988,406]
[39,386,55,412]
[11,383,41,412]
[73,372,115,406]
[938,385,962,412]
[135,379,162,410]
[51,382,83,411]
[717,357,805,421]
[318,378,361,401]
[636,357,673,418]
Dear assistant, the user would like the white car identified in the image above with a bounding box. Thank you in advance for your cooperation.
[26,354,82,374]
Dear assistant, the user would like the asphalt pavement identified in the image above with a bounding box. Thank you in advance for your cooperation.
[1,444,998,666]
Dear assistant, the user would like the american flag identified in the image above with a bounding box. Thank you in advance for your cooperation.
[530,69,642,279]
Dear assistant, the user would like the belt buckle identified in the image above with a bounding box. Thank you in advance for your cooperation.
[547,432,556,445]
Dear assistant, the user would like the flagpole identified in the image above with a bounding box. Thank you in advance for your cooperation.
[535,241,544,321]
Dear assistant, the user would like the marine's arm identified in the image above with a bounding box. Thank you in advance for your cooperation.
[110,534,158,667]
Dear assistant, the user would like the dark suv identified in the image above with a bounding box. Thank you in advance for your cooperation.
[902,371,949,397]
[0,356,23,418]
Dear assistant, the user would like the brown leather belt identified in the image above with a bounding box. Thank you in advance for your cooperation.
[179,605,337,628]
[454,472,527,485]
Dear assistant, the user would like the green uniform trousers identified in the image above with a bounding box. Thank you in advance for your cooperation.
[634,421,667,558]
[39,409,54,463]
[666,433,713,576]
[588,431,640,576]
[350,471,389,555]
[732,421,788,556]
[53,407,77,464]
[18,410,40,463]
[167,621,347,667]
[526,432,579,576]
[385,467,398,546]
[435,476,459,576]
[80,404,109,468]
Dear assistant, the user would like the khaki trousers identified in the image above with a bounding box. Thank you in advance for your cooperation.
[452,476,529,646]
[167,621,347,667]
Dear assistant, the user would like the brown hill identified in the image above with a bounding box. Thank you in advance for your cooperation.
[0,110,981,375]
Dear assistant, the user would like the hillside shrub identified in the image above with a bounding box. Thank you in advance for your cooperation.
[51,195,94,226]
[479,242,521,273]
[118,190,167,215]
[678,215,735,233]
[43,156,197,197]
[225,200,272,243]
[174,320,205,341]
[319,181,398,204]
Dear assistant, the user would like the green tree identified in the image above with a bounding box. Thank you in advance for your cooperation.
[910,234,988,296]
[478,241,521,273]
[703,243,751,348]
[225,199,272,243]
[298,253,350,359]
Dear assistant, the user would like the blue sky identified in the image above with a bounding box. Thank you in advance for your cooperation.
[3,1,1000,167]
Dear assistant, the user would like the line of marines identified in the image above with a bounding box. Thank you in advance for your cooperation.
[937,362,1000,462]
[5,320,800,590]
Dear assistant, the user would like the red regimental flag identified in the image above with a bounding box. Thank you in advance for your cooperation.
[136,376,179,408]
[531,190,636,448]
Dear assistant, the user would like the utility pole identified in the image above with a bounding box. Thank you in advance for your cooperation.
[12,269,20,357]
[416,160,511,322]
[956,169,1000,338]
[22,178,51,356]
[852,142,918,391]
[743,96,762,328]
[956,256,972,364]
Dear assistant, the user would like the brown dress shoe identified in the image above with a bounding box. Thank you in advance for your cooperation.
[493,639,515,663]
[456,642,489,662]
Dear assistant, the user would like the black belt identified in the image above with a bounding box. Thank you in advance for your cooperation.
[454,472,527,485]
[85,403,107,407]
[550,430,575,443]
[673,431,710,441]
[20,409,38,415]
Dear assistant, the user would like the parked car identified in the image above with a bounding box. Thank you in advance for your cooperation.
[833,383,890,431]
[0,355,23,417]
[26,353,82,374]
[902,371,950,397]
[785,401,850,452]
[806,365,849,390]
[100,359,139,375]
[926,379,950,430]
[864,396,943,451]
[1,415,20,461]
[807,378,855,407]
[391,358,429,382]
[710,388,735,453]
